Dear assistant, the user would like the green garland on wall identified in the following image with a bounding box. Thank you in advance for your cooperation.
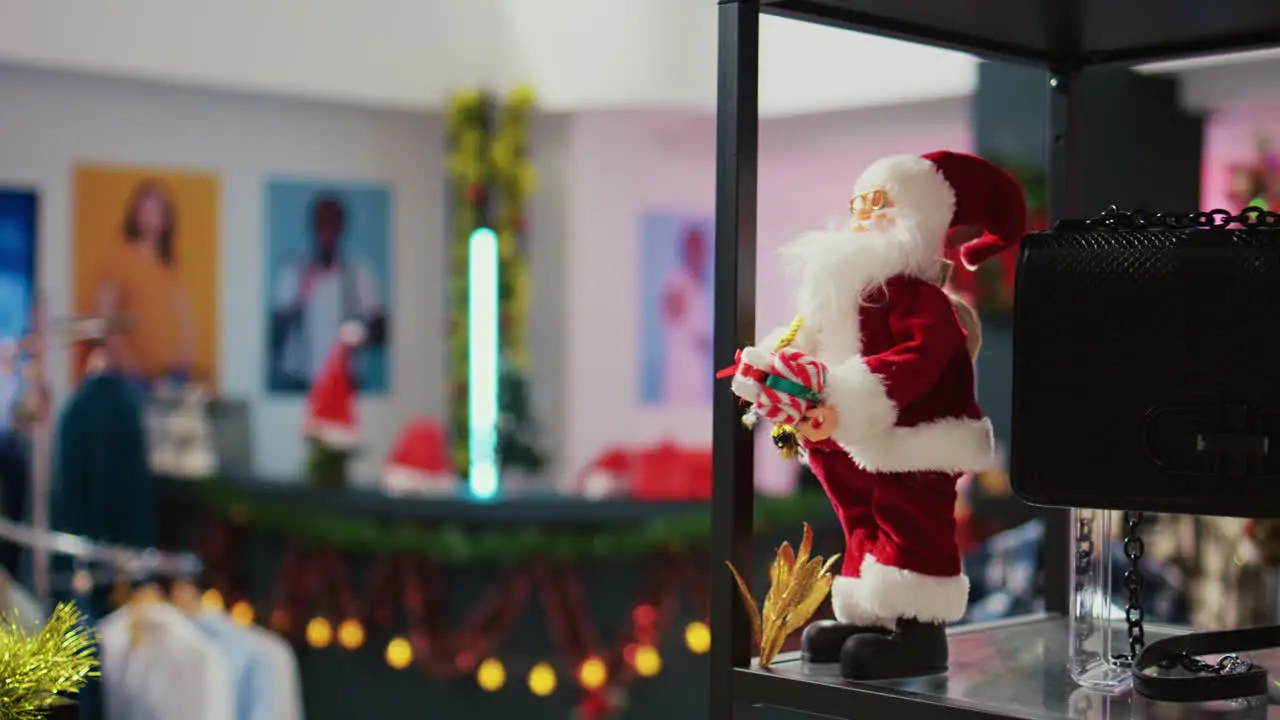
[187,484,830,564]
[491,87,537,371]
[446,91,493,475]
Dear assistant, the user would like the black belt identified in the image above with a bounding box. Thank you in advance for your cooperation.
[1132,625,1280,702]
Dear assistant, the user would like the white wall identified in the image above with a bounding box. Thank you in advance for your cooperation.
[0,65,443,482]
[561,99,972,485]
[0,0,978,117]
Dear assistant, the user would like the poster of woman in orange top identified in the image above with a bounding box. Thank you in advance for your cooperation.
[72,164,220,391]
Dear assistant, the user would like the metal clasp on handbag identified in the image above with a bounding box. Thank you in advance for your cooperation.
[1198,404,1271,470]
[1144,403,1278,477]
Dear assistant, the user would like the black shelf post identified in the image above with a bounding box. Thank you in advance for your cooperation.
[1037,65,1084,616]
[710,2,760,719]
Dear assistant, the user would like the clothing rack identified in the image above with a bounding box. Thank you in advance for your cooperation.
[21,291,133,603]
[0,516,201,579]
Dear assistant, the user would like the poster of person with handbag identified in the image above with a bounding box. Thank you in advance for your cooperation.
[265,179,391,394]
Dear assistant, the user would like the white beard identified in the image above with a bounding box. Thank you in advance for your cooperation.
[774,221,942,363]
[778,221,938,305]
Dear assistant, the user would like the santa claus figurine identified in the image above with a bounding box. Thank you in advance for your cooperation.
[731,151,1026,680]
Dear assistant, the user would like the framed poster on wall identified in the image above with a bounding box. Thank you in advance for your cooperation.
[0,187,37,429]
[638,212,714,407]
[72,164,221,389]
[263,178,392,395]
[0,188,36,345]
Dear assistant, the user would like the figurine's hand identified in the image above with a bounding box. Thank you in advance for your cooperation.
[796,405,838,442]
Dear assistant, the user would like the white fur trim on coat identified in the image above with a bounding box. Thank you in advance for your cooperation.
[844,417,996,474]
[830,576,896,629]
[832,555,969,626]
[306,421,359,449]
[823,358,897,447]
[382,465,458,497]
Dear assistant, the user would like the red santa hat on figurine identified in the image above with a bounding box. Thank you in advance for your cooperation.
[382,418,457,496]
[303,321,365,450]
[845,150,1027,275]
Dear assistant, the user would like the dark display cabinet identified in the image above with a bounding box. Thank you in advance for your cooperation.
[709,1,1280,718]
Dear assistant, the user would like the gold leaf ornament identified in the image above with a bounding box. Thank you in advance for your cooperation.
[726,523,839,668]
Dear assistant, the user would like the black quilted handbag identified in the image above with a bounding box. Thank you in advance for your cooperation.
[1012,206,1280,519]
[1012,206,1280,704]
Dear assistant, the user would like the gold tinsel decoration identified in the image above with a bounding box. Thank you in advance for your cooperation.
[726,523,839,668]
[490,86,538,371]
[0,602,100,720]
[446,89,493,475]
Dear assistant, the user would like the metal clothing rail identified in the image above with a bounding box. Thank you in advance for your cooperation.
[0,517,202,579]
[21,296,133,603]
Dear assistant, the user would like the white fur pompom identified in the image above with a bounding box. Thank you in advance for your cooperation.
[340,321,367,346]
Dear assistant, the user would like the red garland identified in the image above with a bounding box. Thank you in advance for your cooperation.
[401,557,533,678]
[360,556,402,628]
[196,516,243,605]
[267,549,303,633]
[202,516,720,689]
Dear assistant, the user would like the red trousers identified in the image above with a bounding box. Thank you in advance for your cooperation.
[806,442,969,626]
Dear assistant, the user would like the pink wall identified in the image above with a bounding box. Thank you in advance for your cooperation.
[1201,102,1280,211]
[561,101,972,490]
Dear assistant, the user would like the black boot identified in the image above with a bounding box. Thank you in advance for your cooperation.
[839,619,948,680]
[801,620,890,664]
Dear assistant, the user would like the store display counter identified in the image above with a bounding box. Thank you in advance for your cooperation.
[735,616,1253,720]
[156,475,712,525]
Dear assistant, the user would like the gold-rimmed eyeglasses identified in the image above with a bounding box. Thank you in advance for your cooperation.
[849,189,891,215]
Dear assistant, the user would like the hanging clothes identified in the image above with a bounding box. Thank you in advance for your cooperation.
[192,611,275,720]
[0,566,41,631]
[238,622,304,720]
[50,372,155,550]
[0,429,29,581]
[50,371,155,720]
[99,601,233,720]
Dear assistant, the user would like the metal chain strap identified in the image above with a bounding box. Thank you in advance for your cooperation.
[1156,651,1254,676]
[1118,511,1146,666]
[1125,513,1259,678]
[1066,205,1280,231]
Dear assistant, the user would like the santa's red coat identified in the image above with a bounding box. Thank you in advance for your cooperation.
[758,263,993,628]
[803,275,991,627]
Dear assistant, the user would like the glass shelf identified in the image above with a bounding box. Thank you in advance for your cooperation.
[733,615,1277,719]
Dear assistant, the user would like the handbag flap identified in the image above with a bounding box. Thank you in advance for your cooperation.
[1012,208,1280,517]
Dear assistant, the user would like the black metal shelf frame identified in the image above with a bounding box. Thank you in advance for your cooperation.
[709,1,1280,718]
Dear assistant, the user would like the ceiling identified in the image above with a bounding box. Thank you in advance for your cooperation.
[0,0,1273,115]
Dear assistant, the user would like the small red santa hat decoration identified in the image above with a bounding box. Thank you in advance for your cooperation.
[303,321,364,450]
[382,417,457,496]
[852,150,1028,270]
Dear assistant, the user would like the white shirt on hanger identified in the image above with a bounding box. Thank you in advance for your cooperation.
[99,602,233,720]
[0,569,42,631]
[239,623,304,720]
